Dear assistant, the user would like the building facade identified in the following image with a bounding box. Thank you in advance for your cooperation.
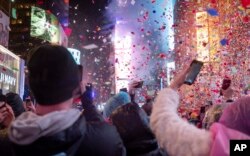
[174,0,250,111]
[9,0,68,60]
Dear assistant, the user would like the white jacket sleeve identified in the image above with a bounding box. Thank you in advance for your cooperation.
[150,88,211,156]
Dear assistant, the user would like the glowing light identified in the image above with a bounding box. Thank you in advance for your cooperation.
[114,22,132,93]
[67,48,81,64]
[196,11,220,62]
[196,12,209,62]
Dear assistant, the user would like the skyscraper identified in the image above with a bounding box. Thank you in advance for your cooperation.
[9,0,68,60]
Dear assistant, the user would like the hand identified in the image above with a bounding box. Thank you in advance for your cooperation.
[0,104,15,128]
[81,87,94,108]
[169,65,190,90]
[24,101,36,113]
[222,87,234,99]
[128,81,140,95]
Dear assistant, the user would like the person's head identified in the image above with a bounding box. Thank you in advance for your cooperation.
[110,103,154,144]
[221,87,234,99]
[28,44,80,108]
[6,92,25,117]
[103,91,131,118]
[219,96,250,135]
[205,104,224,129]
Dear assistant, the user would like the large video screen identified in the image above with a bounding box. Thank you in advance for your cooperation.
[30,6,59,43]
[0,10,9,47]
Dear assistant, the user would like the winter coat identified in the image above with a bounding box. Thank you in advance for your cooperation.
[8,109,126,156]
[111,103,167,156]
[0,129,14,156]
[150,88,250,156]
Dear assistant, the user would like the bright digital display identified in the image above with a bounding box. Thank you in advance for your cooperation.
[30,6,59,43]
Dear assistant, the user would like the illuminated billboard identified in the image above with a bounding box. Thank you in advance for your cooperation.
[30,6,59,43]
[67,48,80,65]
[0,10,9,47]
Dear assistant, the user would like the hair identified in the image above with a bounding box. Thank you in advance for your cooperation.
[6,92,25,117]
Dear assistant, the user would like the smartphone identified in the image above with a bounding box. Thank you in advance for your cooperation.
[25,98,32,107]
[221,79,231,90]
[184,60,203,85]
[134,81,144,88]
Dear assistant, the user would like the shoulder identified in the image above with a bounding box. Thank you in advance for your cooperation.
[78,121,126,156]
[86,121,122,140]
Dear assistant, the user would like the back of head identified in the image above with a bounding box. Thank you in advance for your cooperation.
[6,93,25,117]
[219,96,250,135]
[104,91,131,117]
[205,104,224,129]
[110,103,154,144]
[28,44,80,105]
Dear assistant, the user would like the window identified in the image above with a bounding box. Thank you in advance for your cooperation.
[17,19,22,24]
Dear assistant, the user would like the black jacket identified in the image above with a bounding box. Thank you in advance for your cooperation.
[111,103,167,156]
[11,115,126,156]
[0,129,14,156]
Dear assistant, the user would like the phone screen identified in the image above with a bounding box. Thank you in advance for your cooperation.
[184,60,203,85]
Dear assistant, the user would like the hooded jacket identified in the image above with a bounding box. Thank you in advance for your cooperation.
[8,109,126,156]
[111,103,167,156]
[150,88,250,156]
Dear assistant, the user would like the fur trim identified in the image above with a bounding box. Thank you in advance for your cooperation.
[150,88,211,156]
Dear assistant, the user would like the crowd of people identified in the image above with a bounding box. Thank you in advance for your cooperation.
[0,44,249,156]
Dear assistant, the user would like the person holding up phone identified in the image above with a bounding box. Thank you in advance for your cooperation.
[150,61,250,156]
[0,95,15,129]
[0,95,16,156]
[220,79,234,103]
[24,97,36,113]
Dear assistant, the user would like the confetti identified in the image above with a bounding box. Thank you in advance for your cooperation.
[220,39,228,46]
[207,8,218,16]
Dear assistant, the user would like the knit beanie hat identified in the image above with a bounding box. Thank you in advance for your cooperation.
[103,91,131,118]
[28,44,80,105]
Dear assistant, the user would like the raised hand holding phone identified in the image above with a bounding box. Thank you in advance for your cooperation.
[0,104,15,127]
[169,65,191,90]
[170,60,203,90]
[24,98,36,112]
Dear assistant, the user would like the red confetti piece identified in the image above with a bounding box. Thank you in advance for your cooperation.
[243,16,249,23]
[202,42,207,47]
